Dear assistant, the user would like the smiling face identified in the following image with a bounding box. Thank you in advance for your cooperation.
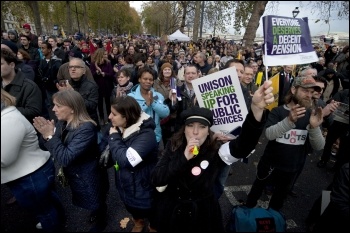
[185,122,209,146]
[109,108,127,128]
[138,71,154,91]
[241,66,254,85]
[184,66,199,85]
[162,67,172,78]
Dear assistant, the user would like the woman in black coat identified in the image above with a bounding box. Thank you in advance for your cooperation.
[151,81,275,232]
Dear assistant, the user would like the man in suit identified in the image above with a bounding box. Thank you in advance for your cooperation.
[278,65,294,106]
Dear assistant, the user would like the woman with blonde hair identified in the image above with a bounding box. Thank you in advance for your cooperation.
[1,89,65,231]
[33,90,109,232]
[90,48,114,125]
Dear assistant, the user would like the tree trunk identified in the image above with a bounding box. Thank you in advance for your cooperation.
[242,1,268,49]
[66,1,72,35]
[26,1,42,35]
[192,1,201,42]
[179,1,188,33]
[82,2,88,36]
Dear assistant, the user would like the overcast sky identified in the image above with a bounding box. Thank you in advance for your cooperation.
[130,1,349,37]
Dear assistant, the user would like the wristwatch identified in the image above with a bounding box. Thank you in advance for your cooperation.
[45,135,53,141]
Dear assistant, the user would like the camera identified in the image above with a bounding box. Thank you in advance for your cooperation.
[41,77,49,83]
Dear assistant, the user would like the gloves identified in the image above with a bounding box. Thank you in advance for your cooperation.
[99,145,111,167]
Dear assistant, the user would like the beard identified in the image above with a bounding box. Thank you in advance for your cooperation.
[292,94,313,109]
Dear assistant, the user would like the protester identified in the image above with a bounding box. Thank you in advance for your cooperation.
[110,69,133,103]
[90,48,114,125]
[1,48,42,122]
[107,96,158,232]
[32,90,109,232]
[1,89,65,232]
[128,66,170,144]
[245,76,325,211]
[150,80,274,232]
[56,58,99,127]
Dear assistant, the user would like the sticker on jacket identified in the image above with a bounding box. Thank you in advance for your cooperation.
[126,147,143,167]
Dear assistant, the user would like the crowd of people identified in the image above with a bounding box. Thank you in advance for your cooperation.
[1,23,349,232]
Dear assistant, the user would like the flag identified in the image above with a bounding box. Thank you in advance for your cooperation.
[255,71,264,87]
[61,27,66,39]
[266,72,279,111]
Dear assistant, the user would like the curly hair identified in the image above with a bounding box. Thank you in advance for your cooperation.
[91,48,109,65]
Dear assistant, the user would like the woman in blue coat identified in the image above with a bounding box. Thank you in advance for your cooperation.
[33,90,108,232]
[108,96,158,232]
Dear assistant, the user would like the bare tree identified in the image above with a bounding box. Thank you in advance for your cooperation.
[242,1,268,48]
[25,1,42,35]
[179,1,189,33]
[192,1,201,41]
[66,1,72,35]
[82,2,88,36]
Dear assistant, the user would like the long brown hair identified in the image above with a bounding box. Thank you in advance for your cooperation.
[169,125,219,152]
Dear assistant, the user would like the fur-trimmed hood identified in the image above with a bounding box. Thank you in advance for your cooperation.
[121,112,155,140]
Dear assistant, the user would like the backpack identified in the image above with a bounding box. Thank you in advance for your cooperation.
[226,205,286,232]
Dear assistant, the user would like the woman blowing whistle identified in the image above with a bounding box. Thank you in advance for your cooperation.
[150,81,274,232]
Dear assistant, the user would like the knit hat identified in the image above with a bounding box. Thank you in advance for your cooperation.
[161,62,172,71]
[179,49,185,55]
[181,106,213,127]
[292,76,321,92]
[1,40,18,54]
[68,49,83,59]
[23,23,31,30]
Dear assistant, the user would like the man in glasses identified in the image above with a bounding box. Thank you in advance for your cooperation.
[57,49,94,83]
[56,57,99,127]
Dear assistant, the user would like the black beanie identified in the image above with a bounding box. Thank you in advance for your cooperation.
[1,40,19,54]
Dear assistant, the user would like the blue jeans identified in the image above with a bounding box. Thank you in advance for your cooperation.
[7,158,65,232]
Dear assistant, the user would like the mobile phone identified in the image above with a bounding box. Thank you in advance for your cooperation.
[59,80,67,87]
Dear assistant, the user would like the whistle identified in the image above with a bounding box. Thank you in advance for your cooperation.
[190,145,199,157]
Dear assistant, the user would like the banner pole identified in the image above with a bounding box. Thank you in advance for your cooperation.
[264,43,269,82]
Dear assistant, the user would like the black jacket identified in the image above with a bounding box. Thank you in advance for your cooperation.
[70,76,99,124]
[1,69,42,122]
[37,56,62,91]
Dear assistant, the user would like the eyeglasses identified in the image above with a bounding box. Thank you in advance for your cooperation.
[68,66,84,69]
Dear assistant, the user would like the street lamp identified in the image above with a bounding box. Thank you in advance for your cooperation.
[292,7,300,18]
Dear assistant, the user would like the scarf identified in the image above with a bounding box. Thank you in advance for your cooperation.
[116,81,134,97]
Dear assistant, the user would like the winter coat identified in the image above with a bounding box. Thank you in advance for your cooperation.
[1,69,42,122]
[70,75,99,124]
[108,113,158,209]
[37,56,62,92]
[128,85,170,143]
[151,110,267,232]
[43,121,107,210]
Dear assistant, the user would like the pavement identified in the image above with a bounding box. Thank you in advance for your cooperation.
[1,131,335,232]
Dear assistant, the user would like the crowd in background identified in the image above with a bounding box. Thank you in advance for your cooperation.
[1,23,349,232]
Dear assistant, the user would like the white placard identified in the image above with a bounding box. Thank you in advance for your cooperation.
[192,67,248,134]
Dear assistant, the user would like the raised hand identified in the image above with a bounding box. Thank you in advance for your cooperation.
[288,104,306,123]
[33,116,55,138]
[145,91,153,106]
[251,80,274,110]
[251,80,274,122]
[322,100,339,117]
[309,107,323,128]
